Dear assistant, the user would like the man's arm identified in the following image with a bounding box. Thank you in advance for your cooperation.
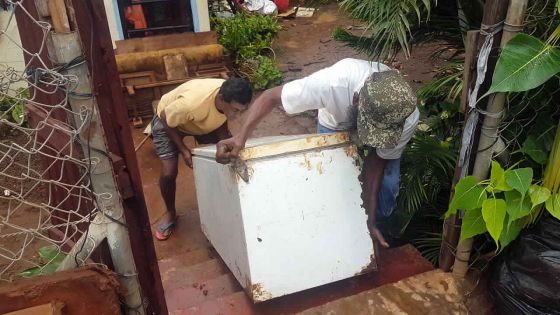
[160,110,192,167]
[362,151,390,248]
[216,85,283,164]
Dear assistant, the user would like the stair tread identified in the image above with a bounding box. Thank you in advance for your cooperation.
[165,272,243,311]
[158,247,217,271]
[173,292,256,315]
[161,258,229,289]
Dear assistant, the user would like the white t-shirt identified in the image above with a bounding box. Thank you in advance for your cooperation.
[281,58,419,160]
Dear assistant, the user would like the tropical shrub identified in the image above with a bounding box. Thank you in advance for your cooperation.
[213,13,283,90]
[445,160,557,251]
[446,9,560,251]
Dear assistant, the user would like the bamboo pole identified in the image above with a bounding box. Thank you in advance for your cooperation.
[440,30,481,272]
[47,0,70,33]
[452,0,529,277]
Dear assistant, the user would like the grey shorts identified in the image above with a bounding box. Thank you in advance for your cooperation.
[151,116,231,160]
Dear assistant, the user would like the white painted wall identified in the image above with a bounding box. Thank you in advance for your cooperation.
[191,0,211,32]
[0,10,25,69]
[104,0,124,48]
[0,9,26,90]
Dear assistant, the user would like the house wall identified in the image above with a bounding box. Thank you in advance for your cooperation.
[105,0,211,46]
[0,9,25,88]
[0,0,210,60]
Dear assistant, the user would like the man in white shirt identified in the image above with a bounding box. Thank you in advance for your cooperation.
[215,58,419,247]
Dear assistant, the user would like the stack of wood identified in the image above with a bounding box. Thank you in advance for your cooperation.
[115,31,232,126]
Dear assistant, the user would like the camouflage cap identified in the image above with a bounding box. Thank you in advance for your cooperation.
[355,70,417,148]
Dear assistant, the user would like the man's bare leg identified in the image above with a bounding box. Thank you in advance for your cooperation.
[159,157,179,228]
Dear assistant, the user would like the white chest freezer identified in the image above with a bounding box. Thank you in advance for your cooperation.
[192,133,376,302]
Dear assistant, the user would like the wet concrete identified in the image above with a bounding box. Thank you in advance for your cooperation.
[298,270,469,315]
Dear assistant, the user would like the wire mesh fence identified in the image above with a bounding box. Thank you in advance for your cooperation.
[0,0,104,282]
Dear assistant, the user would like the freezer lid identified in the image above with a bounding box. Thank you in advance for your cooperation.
[192,132,351,160]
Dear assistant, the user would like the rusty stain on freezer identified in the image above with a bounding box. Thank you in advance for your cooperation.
[251,283,273,302]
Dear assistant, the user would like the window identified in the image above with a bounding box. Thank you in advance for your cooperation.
[117,0,194,38]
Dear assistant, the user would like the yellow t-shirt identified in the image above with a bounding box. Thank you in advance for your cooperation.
[156,79,226,135]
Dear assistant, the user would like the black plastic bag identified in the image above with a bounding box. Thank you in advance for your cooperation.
[490,215,560,315]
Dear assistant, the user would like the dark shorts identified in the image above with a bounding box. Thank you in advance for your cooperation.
[151,116,231,160]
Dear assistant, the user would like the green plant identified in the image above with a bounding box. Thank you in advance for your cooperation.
[20,245,66,278]
[213,13,281,59]
[0,87,29,125]
[238,55,283,90]
[213,13,283,89]
[334,0,433,60]
[445,159,559,251]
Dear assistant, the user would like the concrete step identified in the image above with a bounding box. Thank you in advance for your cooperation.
[165,273,243,312]
[160,258,229,290]
[178,292,256,315]
[296,270,468,315]
[157,248,217,274]
[165,244,434,315]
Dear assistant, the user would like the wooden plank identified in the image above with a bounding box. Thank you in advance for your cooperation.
[115,31,218,54]
[163,54,189,80]
[4,302,64,315]
[132,74,227,90]
[68,1,167,314]
[0,267,121,315]
[47,0,70,33]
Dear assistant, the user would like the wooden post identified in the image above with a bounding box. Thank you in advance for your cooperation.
[452,0,528,277]
[439,30,480,272]
[14,0,167,313]
[459,31,481,114]
[47,0,70,33]
[67,0,167,313]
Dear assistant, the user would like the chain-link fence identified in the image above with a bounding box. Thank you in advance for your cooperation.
[0,0,107,283]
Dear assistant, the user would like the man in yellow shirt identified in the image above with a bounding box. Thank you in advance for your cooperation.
[152,77,252,240]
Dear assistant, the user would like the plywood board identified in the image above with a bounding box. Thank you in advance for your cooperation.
[115,31,218,54]
[4,302,64,315]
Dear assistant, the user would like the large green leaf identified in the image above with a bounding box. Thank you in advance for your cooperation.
[38,245,64,262]
[482,198,507,247]
[529,185,551,208]
[504,190,532,221]
[487,161,512,193]
[20,246,66,279]
[546,193,560,220]
[505,168,533,196]
[518,136,550,165]
[485,33,560,96]
[446,176,487,218]
[499,215,523,250]
[460,208,487,241]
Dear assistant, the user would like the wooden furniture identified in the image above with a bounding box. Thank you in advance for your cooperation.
[116,31,232,122]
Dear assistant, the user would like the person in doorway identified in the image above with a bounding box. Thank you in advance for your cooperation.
[152,77,253,240]
[214,58,419,248]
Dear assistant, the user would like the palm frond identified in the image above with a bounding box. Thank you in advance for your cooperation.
[387,132,458,237]
[337,0,434,60]
[413,233,443,265]
[418,61,464,102]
